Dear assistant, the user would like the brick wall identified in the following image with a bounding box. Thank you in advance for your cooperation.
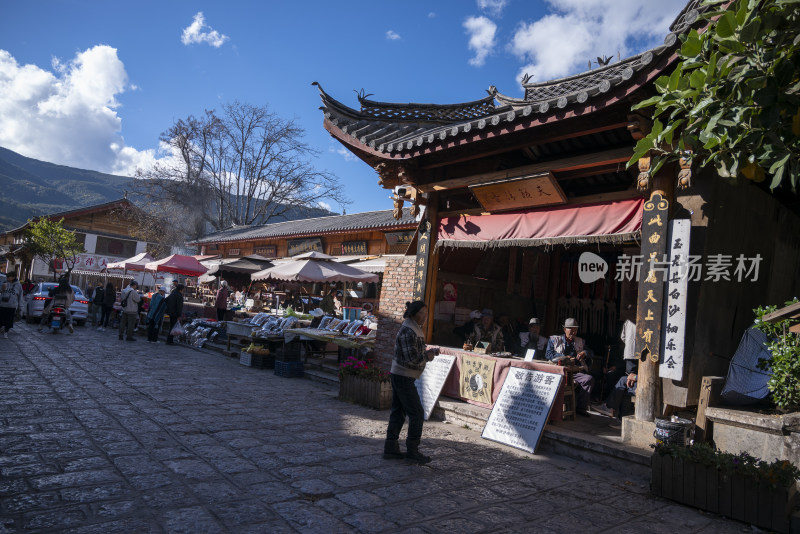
[374,256,416,370]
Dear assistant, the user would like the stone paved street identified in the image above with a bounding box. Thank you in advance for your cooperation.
[0,322,748,533]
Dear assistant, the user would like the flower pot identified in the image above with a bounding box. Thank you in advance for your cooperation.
[339,375,392,410]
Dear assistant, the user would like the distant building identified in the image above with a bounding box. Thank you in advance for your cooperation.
[0,199,150,282]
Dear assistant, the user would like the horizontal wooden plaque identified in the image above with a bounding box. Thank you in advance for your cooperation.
[470,172,566,212]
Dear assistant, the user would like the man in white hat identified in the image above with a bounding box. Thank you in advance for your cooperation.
[546,318,595,416]
[519,317,547,355]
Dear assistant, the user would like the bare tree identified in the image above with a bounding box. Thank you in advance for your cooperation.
[135,102,347,237]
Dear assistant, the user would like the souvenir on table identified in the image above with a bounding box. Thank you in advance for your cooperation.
[473,341,492,354]
[318,316,333,330]
[333,320,350,333]
[327,318,342,331]
[354,325,371,337]
[344,320,363,335]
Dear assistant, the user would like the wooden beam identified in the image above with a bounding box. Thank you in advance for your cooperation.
[695,376,725,442]
[416,146,633,193]
[424,192,440,342]
[418,121,630,170]
[762,302,800,323]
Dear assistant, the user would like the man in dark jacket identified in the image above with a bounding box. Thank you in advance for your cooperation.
[165,284,184,345]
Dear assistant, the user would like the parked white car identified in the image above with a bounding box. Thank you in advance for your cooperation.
[23,283,90,326]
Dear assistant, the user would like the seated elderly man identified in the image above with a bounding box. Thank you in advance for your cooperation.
[519,317,547,357]
[468,309,504,352]
[453,309,482,342]
[545,318,595,417]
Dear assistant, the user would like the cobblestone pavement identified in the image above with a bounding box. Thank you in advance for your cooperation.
[0,322,748,533]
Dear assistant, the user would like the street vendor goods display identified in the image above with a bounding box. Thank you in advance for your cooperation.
[178,319,224,348]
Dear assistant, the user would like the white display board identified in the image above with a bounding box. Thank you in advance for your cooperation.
[415,355,456,420]
[660,218,690,381]
[482,368,562,453]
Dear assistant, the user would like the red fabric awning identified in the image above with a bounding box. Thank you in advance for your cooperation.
[437,198,643,249]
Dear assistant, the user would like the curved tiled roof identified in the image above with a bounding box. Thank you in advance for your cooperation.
[317,0,705,158]
[190,208,418,245]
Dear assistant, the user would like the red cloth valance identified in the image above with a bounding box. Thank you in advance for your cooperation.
[437,198,643,249]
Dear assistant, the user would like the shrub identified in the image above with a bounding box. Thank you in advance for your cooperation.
[338,355,389,382]
[753,298,800,412]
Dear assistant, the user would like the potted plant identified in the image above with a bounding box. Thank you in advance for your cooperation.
[338,355,392,410]
[652,442,800,533]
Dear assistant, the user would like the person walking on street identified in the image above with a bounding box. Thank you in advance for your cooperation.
[118,281,141,341]
[0,271,23,338]
[90,282,104,327]
[215,280,229,322]
[384,300,438,464]
[146,287,167,343]
[99,282,116,331]
[165,283,184,345]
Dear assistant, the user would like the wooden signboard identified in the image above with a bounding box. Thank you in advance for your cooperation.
[385,231,415,246]
[660,218,690,380]
[288,238,323,257]
[469,172,567,213]
[412,220,432,301]
[341,241,367,255]
[254,246,277,258]
[634,192,669,365]
[415,354,456,420]
[482,368,562,453]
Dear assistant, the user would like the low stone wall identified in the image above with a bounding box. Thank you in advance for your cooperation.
[706,407,800,466]
[373,256,416,370]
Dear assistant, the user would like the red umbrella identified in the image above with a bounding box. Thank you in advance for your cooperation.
[144,254,208,277]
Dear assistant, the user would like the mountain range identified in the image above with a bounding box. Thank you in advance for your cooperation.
[0,146,332,232]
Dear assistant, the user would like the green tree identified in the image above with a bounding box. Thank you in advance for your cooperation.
[754,298,800,412]
[628,0,800,191]
[23,218,85,281]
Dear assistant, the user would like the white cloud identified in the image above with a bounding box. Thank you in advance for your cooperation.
[478,0,508,16]
[181,12,229,48]
[510,0,684,81]
[386,30,401,41]
[336,147,356,162]
[0,46,156,176]
[318,201,332,212]
[428,12,436,18]
[464,16,497,67]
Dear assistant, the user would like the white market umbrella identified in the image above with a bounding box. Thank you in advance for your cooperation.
[251,251,379,283]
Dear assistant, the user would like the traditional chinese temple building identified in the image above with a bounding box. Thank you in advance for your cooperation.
[316,0,800,443]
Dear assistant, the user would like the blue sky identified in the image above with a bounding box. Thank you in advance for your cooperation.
[0,0,686,215]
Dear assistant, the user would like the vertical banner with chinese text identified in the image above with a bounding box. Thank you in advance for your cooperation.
[634,192,669,364]
[660,219,690,380]
[412,219,432,301]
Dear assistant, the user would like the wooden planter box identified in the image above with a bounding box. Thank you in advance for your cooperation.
[339,375,392,410]
[651,452,797,533]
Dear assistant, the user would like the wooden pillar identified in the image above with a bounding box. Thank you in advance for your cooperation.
[424,192,440,342]
[544,251,560,335]
[635,165,675,422]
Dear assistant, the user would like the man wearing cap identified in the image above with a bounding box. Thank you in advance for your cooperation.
[468,309,505,352]
[546,318,595,416]
[146,287,168,343]
[519,318,547,356]
[118,280,141,341]
[453,309,482,342]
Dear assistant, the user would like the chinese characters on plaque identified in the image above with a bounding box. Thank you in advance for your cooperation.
[341,241,367,255]
[415,354,456,420]
[660,219,690,380]
[287,238,323,257]
[385,231,415,246]
[634,192,669,364]
[459,354,496,404]
[469,172,567,213]
[412,220,432,301]
[482,369,562,453]
[253,246,277,258]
